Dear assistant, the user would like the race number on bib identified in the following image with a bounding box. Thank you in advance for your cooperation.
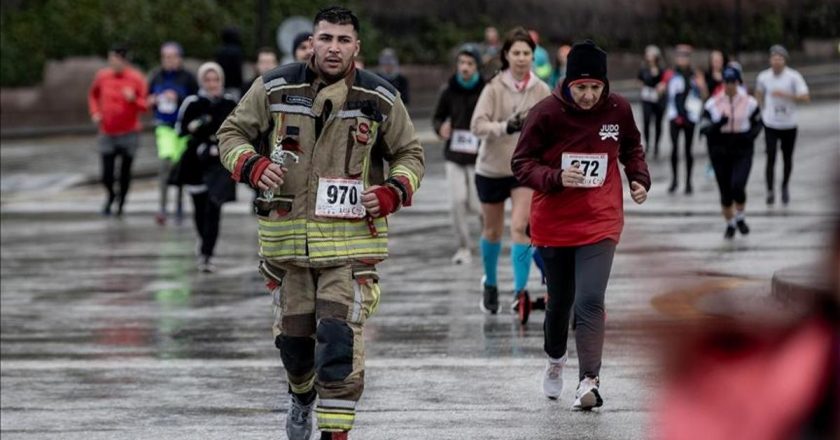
[640,86,659,103]
[315,178,366,219]
[449,129,481,154]
[562,153,608,188]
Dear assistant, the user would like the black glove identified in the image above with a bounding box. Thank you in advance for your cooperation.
[717,115,729,126]
[506,116,524,134]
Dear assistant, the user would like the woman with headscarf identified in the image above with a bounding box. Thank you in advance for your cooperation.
[471,27,551,323]
[512,40,650,410]
[174,62,238,272]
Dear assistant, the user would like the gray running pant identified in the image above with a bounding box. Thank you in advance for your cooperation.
[538,239,616,380]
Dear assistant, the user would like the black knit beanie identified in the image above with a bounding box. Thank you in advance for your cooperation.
[565,40,607,84]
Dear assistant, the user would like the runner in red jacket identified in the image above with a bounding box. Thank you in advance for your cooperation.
[511,40,650,410]
[87,44,149,216]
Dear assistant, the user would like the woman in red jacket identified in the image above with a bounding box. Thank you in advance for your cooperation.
[512,40,650,410]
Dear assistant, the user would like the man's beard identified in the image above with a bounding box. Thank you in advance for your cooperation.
[316,60,352,84]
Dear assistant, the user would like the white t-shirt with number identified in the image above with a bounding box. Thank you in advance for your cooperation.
[755,67,809,129]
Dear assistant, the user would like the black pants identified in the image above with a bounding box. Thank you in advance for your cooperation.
[669,121,695,188]
[101,151,134,212]
[539,240,616,380]
[642,102,664,158]
[709,141,754,206]
[191,191,222,257]
[764,127,798,192]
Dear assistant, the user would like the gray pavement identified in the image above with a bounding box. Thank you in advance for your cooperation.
[1,101,838,439]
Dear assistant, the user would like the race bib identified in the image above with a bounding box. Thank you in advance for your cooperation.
[562,152,608,188]
[685,95,703,121]
[315,178,366,219]
[640,86,659,103]
[450,129,481,154]
[157,95,178,115]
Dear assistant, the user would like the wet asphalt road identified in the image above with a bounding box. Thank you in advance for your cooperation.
[1,102,838,439]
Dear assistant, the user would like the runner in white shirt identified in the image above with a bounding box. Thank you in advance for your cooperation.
[754,45,810,205]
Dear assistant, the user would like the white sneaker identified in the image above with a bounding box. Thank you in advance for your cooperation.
[572,376,603,410]
[451,247,472,265]
[542,355,566,399]
[197,256,216,273]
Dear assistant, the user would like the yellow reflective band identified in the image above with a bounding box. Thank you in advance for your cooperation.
[223,144,256,171]
[390,165,420,191]
[288,373,315,394]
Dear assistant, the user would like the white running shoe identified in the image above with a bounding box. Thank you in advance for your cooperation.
[572,376,603,410]
[542,355,567,399]
[451,247,472,265]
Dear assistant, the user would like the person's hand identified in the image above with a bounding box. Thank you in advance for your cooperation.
[91,113,102,124]
[122,87,136,102]
[718,115,729,125]
[256,163,286,191]
[439,120,452,140]
[506,114,524,134]
[630,181,647,204]
[362,185,400,218]
[561,165,585,187]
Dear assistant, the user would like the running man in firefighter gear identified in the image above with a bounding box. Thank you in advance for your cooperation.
[216,7,424,439]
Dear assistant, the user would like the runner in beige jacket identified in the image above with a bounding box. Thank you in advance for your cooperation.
[470,27,551,323]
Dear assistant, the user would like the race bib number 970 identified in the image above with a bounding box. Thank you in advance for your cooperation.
[315,178,366,219]
[562,153,608,188]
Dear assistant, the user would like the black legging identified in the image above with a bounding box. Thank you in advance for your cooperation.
[669,121,695,189]
[709,140,754,206]
[764,127,798,191]
[101,151,134,211]
[191,191,223,258]
[539,240,616,381]
[642,102,664,158]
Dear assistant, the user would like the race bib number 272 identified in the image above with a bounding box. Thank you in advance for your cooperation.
[562,152,608,188]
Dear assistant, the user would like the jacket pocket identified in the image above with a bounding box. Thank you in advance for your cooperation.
[345,117,376,177]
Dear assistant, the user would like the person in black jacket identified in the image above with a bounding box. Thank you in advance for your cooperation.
[432,44,485,265]
[699,67,763,239]
[376,48,410,105]
[174,62,238,272]
[215,27,244,100]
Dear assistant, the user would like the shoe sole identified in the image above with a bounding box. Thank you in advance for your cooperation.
[572,389,603,411]
[479,298,498,315]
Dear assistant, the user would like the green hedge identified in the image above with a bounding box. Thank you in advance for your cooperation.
[2,0,838,87]
[0,0,371,86]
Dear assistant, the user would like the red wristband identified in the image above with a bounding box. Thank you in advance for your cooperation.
[249,156,273,188]
[372,185,400,217]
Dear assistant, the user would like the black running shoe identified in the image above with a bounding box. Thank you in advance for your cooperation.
[724,225,736,239]
[515,290,531,325]
[480,277,499,314]
[781,187,790,205]
[736,219,750,235]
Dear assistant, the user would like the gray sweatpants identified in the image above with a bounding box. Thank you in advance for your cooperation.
[538,239,616,380]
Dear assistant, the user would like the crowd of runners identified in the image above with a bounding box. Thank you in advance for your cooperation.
[84,5,815,438]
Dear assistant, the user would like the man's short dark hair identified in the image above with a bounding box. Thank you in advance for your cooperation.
[110,43,129,58]
[257,46,278,58]
[313,6,359,33]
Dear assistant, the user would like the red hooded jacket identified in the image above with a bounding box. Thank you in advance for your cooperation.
[511,86,650,247]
